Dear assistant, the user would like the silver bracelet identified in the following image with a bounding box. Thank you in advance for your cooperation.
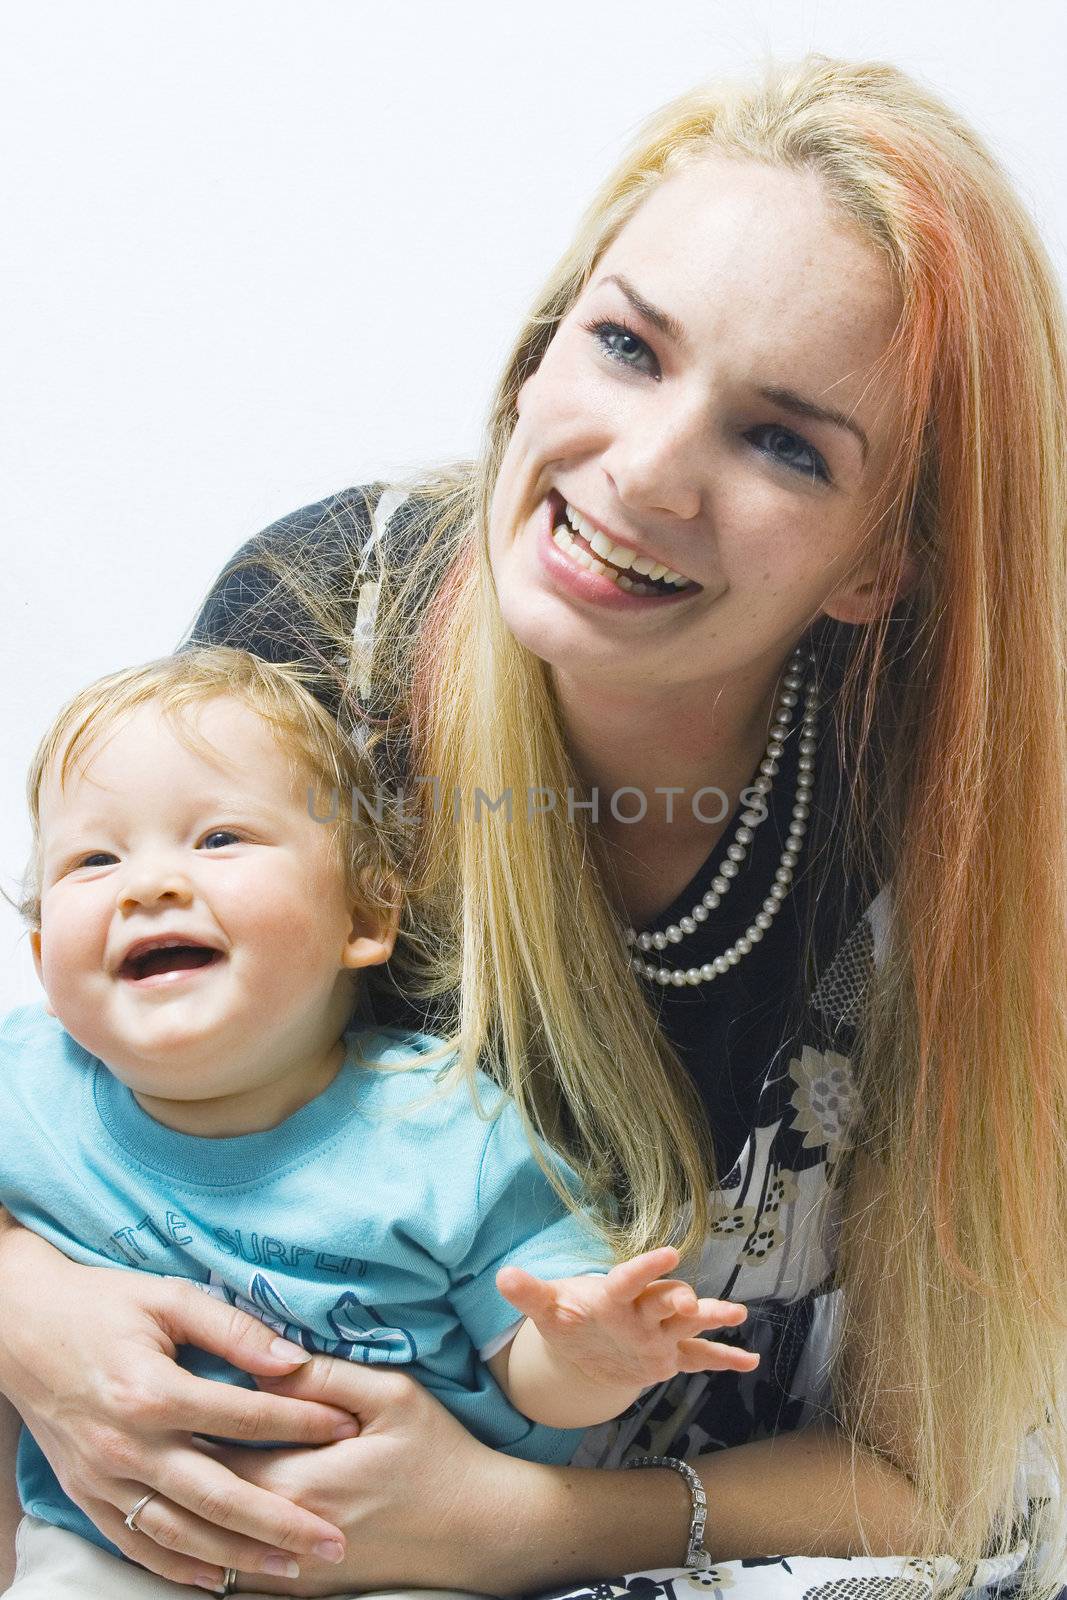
[623,1453,711,1571]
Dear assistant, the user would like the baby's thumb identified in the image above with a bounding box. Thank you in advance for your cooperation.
[495,1264,554,1318]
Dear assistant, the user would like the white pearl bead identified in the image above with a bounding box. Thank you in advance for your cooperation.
[692,904,708,922]
[700,963,716,981]
[774,866,793,884]
[748,926,763,942]
[737,936,752,954]
[679,916,697,935]
[671,970,687,987]
[666,926,684,943]
[656,969,671,985]
[755,911,773,930]
[725,947,741,965]
[714,955,730,974]
[711,876,729,894]
[652,931,668,950]
[703,891,720,909]
[726,844,746,863]
[637,932,653,951]
[740,810,763,827]
[735,826,753,845]
[686,968,702,985]
[759,758,779,777]
[720,861,738,879]
[780,690,798,707]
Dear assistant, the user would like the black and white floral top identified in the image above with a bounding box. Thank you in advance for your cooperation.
[188,486,1061,1600]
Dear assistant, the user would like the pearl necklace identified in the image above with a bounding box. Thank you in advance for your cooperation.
[626,645,818,988]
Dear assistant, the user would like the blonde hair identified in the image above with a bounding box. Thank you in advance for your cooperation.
[195,57,1067,1594]
[18,645,400,945]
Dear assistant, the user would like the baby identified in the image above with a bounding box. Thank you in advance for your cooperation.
[0,646,756,1596]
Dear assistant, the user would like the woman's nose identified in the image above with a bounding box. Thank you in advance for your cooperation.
[601,402,706,521]
[116,861,195,912]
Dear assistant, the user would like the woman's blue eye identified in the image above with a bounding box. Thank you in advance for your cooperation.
[200,830,239,850]
[584,318,659,377]
[749,424,830,485]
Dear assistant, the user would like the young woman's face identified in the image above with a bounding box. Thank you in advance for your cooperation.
[488,155,909,697]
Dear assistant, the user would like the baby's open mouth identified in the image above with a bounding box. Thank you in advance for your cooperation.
[550,495,700,597]
[120,940,224,981]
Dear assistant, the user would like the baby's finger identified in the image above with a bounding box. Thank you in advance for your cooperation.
[688,1296,749,1331]
[676,1337,761,1374]
[605,1247,682,1302]
[635,1279,700,1321]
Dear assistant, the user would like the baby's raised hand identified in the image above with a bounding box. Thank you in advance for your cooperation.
[495,1246,759,1391]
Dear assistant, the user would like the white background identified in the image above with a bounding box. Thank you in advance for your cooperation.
[2,0,1065,1012]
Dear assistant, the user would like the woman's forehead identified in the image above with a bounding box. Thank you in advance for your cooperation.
[602,154,892,297]
[588,154,903,432]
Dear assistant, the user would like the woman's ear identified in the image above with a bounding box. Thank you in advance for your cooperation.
[822,548,919,625]
[340,873,402,971]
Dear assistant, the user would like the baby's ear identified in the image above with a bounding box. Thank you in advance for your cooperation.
[341,869,402,971]
[28,931,56,1015]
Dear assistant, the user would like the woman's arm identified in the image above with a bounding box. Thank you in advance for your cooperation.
[0,1219,359,1590]
[0,1392,23,1592]
[203,1352,939,1596]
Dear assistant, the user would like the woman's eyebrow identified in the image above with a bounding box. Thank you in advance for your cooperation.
[596,272,870,465]
[596,272,687,344]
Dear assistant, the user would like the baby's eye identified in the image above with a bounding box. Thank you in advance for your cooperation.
[75,852,117,869]
[199,830,241,850]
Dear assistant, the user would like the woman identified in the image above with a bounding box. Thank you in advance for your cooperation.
[1,53,1064,1600]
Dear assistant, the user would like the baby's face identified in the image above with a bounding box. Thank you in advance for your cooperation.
[31,696,380,1124]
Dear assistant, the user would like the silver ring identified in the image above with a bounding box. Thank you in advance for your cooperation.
[123,1489,159,1533]
[221,1569,239,1596]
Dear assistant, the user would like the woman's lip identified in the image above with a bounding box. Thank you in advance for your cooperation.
[536,498,700,609]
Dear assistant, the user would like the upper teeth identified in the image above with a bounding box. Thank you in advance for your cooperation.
[564,504,690,587]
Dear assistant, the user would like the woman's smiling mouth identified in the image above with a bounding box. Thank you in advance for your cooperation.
[544,492,702,600]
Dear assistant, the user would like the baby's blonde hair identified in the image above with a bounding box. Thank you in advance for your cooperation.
[19,645,400,938]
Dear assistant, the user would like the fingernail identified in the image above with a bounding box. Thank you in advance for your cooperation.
[269,1337,312,1362]
[314,1539,346,1563]
[263,1554,301,1578]
[333,1421,360,1439]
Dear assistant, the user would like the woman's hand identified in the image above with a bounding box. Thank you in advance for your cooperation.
[0,1228,359,1591]
[203,1360,534,1597]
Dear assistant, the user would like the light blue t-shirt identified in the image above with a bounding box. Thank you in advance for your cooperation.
[0,1004,610,1556]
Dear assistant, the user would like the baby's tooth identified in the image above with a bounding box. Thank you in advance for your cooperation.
[589,529,614,560]
[631,554,655,575]
[649,563,668,581]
